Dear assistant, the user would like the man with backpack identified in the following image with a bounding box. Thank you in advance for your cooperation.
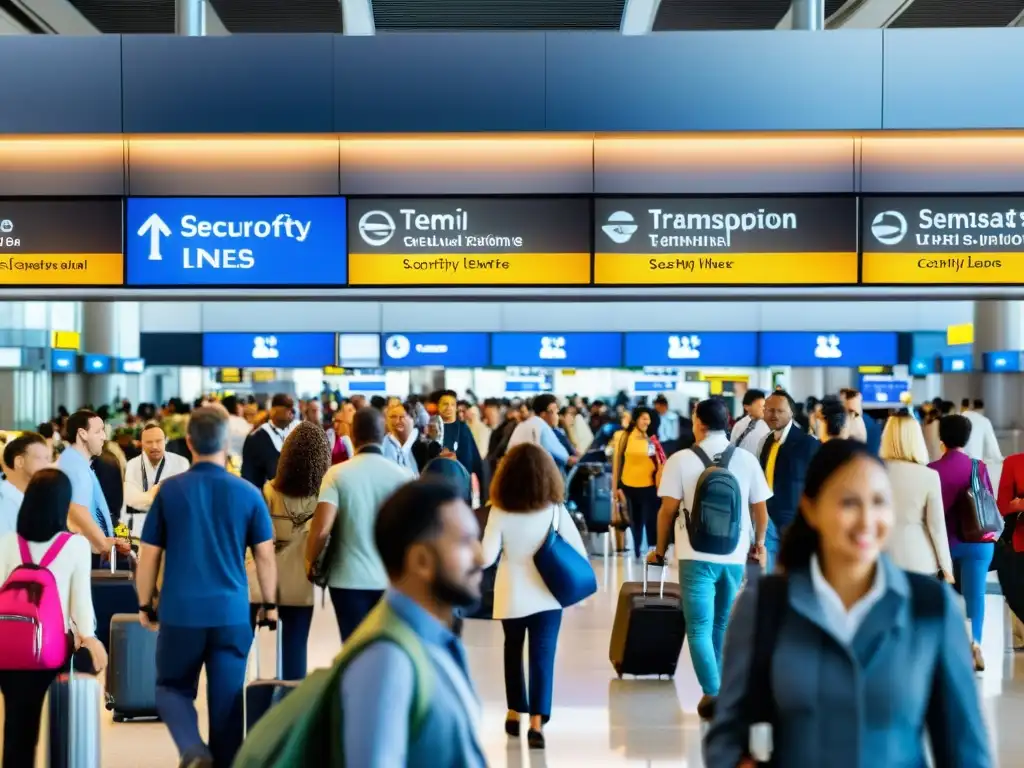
[648,398,770,720]
[234,478,487,768]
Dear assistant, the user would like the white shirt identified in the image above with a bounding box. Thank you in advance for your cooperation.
[382,430,417,471]
[481,504,589,619]
[809,554,886,645]
[963,411,1003,465]
[227,415,252,458]
[730,415,771,457]
[658,432,772,565]
[124,452,191,513]
[0,532,96,636]
[0,480,25,537]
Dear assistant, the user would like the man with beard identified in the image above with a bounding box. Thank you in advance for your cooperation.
[241,393,297,490]
[338,479,487,767]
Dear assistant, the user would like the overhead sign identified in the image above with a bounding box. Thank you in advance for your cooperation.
[862,197,1024,283]
[0,200,122,285]
[51,349,76,372]
[382,333,490,368]
[346,198,591,285]
[215,368,244,384]
[624,332,758,368]
[491,333,623,368]
[202,333,336,368]
[984,350,1022,372]
[0,348,22,369]
[942,354,973,373]
[594,197,857,285]
[82,354,111,374]
[910,357,936,376]
[946,323,974,346]
[52,331,81,350]
[117,358,146,374]
[337,334,381,368]
[859,375,910,406]
[126,198,346,286]
[758,332,898,367]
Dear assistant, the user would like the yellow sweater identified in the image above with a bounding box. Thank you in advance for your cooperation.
[616,430,656,489]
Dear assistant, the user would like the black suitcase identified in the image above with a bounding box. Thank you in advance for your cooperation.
[105,614,160,722]
[90,553,138,651]
[244,621,299,734]
[609,564,685,678]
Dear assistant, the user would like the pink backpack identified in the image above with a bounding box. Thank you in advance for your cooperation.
[0,533,73,670]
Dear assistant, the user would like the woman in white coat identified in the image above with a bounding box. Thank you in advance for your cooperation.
[482,443,588,751]
[880,411,954,582]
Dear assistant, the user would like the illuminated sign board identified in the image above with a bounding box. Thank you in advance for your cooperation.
[862,197,1024,284]
[126,197,346,286]
[117,358,146,374]
[346,198,591,285]
[82,354,111,374]
[382,333,490,368]
[984,351,1022,372]
[51,349,76,372]
[758,332,898,367]
[594,197,857,285]
[491,333,623,368]
[624,332,758,368]
[0,200,123,285]
[203,333,336,368]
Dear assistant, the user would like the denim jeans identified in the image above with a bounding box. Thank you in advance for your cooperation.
[950,541,994,644]
[764,518,781,575]
[155,624,252,767]
[501,609,562,720]
[249,604,315,681]
[329,587,385,643]
[678,560,744,696]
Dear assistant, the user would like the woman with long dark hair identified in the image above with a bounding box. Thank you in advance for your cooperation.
[247,421,330,680]
[704,440,989,768]
[611,406,665,558]
[0,469,106,767]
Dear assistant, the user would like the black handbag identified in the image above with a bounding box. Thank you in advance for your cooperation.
[959,460,1004,543]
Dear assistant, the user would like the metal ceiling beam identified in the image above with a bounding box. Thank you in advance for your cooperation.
[17,0,97,34]
[620,0,662,34]
[341,0,374,34]
[0,8,29,32]
[838,0,913,27]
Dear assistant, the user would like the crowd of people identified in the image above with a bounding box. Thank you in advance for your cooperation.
[0,383,1009,766]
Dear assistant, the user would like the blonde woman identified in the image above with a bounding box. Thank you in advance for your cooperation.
[881,410,954,582]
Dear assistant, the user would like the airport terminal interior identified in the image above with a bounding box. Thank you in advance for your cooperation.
[9,0,1024,765]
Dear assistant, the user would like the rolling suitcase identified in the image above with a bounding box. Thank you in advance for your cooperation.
[244,620,299,734]
[39,660,103,768]
[609,563,686,679]
[105,614,160,722]
[90,549,137,651]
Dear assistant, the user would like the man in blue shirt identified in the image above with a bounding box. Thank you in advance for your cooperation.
[339,479,487,767]
[137,408,278,768]
[56,410,121,556]
[506,394,573,467]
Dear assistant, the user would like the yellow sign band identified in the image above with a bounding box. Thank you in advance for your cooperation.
[348,252,590,285]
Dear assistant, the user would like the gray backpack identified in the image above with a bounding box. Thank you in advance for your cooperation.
[684,446,743,555]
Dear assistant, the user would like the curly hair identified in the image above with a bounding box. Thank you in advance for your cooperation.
[273,421,330,499]
[489,443,564,512]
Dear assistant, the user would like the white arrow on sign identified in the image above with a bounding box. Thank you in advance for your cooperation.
[138,213,172,261]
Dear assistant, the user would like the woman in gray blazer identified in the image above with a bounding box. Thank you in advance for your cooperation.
[704,439,991,768]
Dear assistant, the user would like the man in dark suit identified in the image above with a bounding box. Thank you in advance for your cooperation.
[241,393,296,489]
[759,390,819,573]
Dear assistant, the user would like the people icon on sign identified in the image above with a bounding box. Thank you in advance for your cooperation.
[668,335,701,360]
[539,336,567,361]
[252,335,280,360]
[813,334,842,360]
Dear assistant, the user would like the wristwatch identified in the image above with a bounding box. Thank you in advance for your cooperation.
[139,603,157,622]
[262,602,278,612]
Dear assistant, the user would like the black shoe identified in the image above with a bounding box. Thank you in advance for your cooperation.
[505,717,521,737]
[178,752,214,768]
[697,694,717,720]
[527,728,545,750]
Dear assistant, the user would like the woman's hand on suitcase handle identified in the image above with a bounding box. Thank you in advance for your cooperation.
[80,636,108,675]
[256,603,279,630]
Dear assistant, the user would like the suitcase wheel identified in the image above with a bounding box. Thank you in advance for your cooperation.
[105,701,114,711]
[113,713,126,723]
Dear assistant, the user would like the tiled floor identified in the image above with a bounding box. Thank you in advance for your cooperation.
[6,553,1022,766]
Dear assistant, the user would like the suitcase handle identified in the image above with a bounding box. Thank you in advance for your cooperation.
[642,562,669,599]
[251,617,284,682]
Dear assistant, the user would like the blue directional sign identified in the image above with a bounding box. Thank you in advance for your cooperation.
[51,349,76,372]
[382,333,490,368]
[126,198,347,286]
[202,333,336,368]
[910,357,936,376]
[942,354,973,374]
[984,350,1023,373]
[758,332,898,368]
[859,375,910,406]
[82,354,111,374]
[625,332,758,368]
[117,358,146,374]
[491,333,623,368]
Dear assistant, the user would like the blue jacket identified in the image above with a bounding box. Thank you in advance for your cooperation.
[703,556,992,768]
[759,427,819,530]
[865,413,883,455]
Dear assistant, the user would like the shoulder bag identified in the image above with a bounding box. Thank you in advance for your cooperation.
[959,460,1004,542]
[533,505,597,608]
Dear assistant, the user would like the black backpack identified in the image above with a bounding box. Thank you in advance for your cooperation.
[684,446,743,555]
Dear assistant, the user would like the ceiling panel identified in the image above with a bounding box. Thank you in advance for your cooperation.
[655,0,790,30]
[373,0,625,30]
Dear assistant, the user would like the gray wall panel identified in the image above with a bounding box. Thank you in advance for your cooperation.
[0,36,122,134]
[861,135,1024,194]
[122,35,335,133]
[883,29,1024,130]
[199,302,382,332]
[140,302,202,333]
[127,137,340,196]
[0,138,125,197]
[381,303,504,332]
[339,137,593,196]
[546,31,883,132]
[334,34,546,132]
[594,136,856,194]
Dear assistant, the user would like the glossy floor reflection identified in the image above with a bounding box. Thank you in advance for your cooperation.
[5,553,1022,766]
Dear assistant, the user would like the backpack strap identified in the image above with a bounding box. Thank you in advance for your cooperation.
[718,445,737,470]
[691,446,714,469]
[746,575,788,726]
[38,533,73,569]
